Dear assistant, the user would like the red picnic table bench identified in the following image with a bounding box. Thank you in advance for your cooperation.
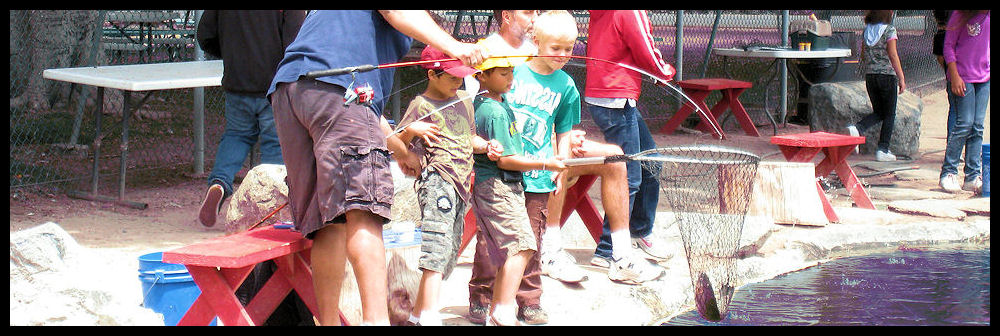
[659,78,759,140]
[161,225,349,326]
[770,131,875,223]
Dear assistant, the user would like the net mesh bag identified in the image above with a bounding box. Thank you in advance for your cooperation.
[638,145,760,321]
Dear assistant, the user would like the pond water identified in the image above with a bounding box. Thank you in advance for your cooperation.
[664,248,990,326]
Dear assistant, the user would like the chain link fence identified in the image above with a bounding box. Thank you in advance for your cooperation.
[10,10,943,194]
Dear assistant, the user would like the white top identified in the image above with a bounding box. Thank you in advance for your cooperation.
[713,47,852,59]
[42,60,223,91]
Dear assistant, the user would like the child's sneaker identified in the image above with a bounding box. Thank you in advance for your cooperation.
[846,125,860,153]
[198,184,225,227]
[875,150,897,162]
[517,305,549,325]
[940,173,961,193]
[608,254,665,285]
[541,249,588,283]
[962,176,983,194]
[467,302,489,325]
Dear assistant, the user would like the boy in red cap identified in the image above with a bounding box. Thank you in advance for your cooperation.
[394,45,503,326]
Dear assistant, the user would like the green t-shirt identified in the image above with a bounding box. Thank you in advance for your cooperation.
[504,64,581,193]
[398,91,476,203]
[473,96,524,185]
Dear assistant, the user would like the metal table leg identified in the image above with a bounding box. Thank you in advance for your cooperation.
[68,87,148,209]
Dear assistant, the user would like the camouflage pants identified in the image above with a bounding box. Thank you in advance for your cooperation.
[416,169,467,279]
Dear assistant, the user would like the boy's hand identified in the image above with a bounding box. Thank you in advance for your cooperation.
[486,139,504,161]
[405,121,441,145]
[395,151,421,177]
[545,157,567,172]
[567,130,588,157]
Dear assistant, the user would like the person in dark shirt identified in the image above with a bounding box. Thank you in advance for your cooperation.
[195,10,306,228]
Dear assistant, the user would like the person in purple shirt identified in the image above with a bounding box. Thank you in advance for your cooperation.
[939,10,990,194]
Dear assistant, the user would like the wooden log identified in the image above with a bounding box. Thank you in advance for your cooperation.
[749,161,829,226]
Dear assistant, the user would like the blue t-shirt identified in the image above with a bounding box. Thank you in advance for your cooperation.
[267,10,412,116]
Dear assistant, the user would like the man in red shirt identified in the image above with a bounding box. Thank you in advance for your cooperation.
[583,10,676,268]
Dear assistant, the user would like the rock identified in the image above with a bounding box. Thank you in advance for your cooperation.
[887,199,967,220]
[10,223,164,326]
[952,197,991,216]
[833,206,905,225]
[809,81,922,157]
[224,164,292,234]
[856,186,955,201]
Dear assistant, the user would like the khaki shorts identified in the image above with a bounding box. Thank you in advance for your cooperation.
[270,79,393,239]
[471,177,537,267]
[417,168,468,279]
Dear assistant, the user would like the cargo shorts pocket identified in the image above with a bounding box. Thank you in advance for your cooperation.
[339,145,393,204]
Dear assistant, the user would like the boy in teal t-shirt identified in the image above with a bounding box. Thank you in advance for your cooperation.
[470,53,566,325]
[504,10,665,286]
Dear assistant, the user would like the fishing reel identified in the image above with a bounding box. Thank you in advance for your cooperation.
[343,72,375,106]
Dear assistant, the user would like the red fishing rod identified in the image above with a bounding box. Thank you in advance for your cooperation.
[303,54,721,137]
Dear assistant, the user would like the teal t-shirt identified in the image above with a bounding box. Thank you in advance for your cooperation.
[504,64,581,193]
[473,96,524,185]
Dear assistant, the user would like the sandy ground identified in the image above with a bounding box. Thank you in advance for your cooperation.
[8,87,989,325]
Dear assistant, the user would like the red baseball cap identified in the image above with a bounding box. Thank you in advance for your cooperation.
[420,45,479,78]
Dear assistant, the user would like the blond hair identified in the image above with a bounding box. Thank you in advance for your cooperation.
[532,10,578,43]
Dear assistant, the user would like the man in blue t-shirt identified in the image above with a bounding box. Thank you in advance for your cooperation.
[267,10,486,326]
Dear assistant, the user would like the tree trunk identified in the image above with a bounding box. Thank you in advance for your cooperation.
[10,10,99,113]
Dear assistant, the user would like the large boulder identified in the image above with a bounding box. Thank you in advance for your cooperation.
[224,164,292,234]
[808,81,923,157]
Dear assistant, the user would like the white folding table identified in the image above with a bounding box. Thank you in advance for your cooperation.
[43,60,223,209]
[712,47,852,130]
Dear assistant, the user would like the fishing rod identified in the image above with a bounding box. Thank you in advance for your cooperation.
[303,54,721,138]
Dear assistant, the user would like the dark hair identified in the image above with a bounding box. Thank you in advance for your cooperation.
[864,10,893,24]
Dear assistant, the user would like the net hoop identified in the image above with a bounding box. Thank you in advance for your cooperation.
[633,145,760,166]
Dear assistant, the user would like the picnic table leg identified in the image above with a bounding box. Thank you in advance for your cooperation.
[557,175,602,243]
[659,90,709,135]
[815,179,840,223]
[725,88,761,137]
[823,146,876,209]
[186,265,256,326]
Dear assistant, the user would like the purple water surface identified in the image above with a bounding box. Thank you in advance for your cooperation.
[665,248,990,326]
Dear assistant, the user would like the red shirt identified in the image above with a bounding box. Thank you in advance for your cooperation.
[584,10,675,100]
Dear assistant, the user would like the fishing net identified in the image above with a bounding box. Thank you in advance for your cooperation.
[637,145,760,322]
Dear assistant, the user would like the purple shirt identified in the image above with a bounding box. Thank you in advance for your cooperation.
[943,11,990,83]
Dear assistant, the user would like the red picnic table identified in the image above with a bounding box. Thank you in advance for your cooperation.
[659,78,759,140]
[770,131,875,223]
[161,225,348,326]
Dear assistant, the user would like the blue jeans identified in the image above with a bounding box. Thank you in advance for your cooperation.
[208,92,284,198]
[941,80,989,182]
[587,103,659,259]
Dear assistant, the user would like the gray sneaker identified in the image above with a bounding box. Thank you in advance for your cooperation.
[541,249,588,283]
[608,254,665,285]
[962,176,983,194]
[631,236,672,262]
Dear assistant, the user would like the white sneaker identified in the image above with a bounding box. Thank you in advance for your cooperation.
[541,249,588,283]
[875,150,897,162]
[846,125,860,153]
[631,236,672,262]
[940,174,961,193]
[608,254,665,285]
[962,176,983,194]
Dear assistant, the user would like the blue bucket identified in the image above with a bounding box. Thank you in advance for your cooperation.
[138,252,216,326]
[982,144,990,197]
